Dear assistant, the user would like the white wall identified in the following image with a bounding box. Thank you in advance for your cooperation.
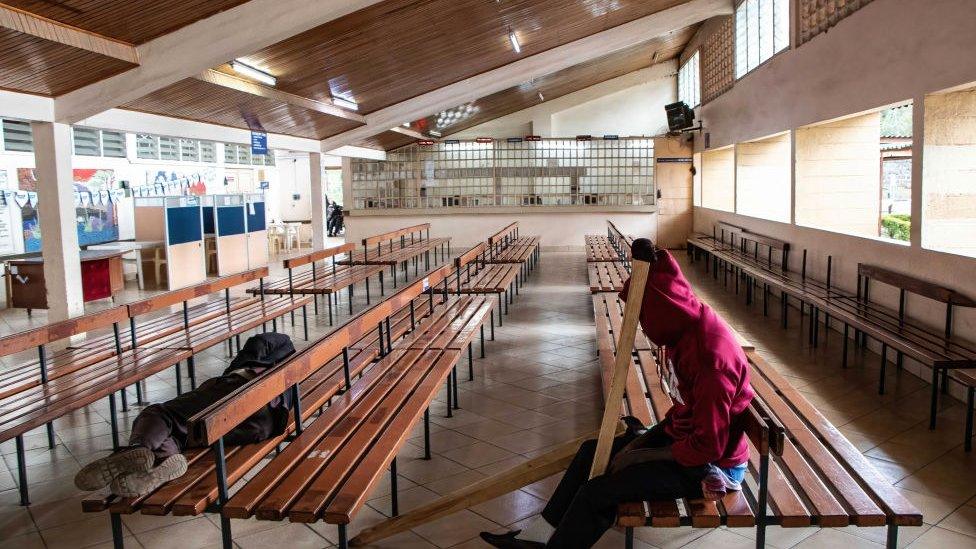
[692,0,976,398]
[344,210,657,251]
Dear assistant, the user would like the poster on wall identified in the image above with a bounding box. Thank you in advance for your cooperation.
[146,168,216,196]
[17,168,121,250]
[0,170,14,255]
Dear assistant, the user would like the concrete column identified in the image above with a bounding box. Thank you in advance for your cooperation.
[309,152,326,249]
[31,121,84,321]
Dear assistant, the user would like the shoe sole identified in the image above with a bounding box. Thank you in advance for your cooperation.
[110,454,188,497]
[74,446,155,491]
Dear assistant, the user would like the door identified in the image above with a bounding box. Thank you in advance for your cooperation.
[653,136,694,249]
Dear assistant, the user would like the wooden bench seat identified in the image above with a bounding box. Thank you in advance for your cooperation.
[485,223,540,275]
[589,261,630,293]
[589,288,921,548]
[450,243,520,324]
[337,224,450,280]
[586,235,624,262]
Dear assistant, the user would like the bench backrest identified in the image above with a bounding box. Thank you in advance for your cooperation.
[127,267,269,317]
[455,243,487,270]
[187,262,457,446]
[362,223,430,247]
[737,231,790,271]
[0,305,129,357]
[284,243,356,269]
[859,263,976,307]
[488,222,518,245]
[714,222,746,246]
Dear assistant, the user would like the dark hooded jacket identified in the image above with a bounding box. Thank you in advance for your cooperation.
[619,250,753,468]
[163,332,297,446]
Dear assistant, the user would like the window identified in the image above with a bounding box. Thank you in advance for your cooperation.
[350,138,654,209]
[923,83,976,257]
[199,141,216,163]
[736,132,791,222]
[158,136,179,161]
[795,103,913,242]
[700,147,735,212]
[72,127,101,156]
[101,131,126,157]
[678,51,701,108]
[224,143,238,164]
[136,134,158,159]
[735,0,789,79]
[179,139,199,162]
[2,119,33,152]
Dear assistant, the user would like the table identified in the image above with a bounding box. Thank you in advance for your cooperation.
[88,240,164,290]
[4,249,126,312]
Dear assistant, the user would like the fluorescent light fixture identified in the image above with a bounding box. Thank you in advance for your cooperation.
[333,97,359,111]
[509,32,521,53]
[230,60,276,86]
[402,122,411,127]
[429,130,442,137]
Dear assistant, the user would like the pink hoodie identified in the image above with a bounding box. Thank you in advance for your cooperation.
[619,250,754,468]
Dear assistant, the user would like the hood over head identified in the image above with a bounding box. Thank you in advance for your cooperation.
[225,332,296,374]
[619,249,702,347]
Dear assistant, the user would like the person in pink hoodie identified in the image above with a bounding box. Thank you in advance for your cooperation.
[482,249,754,549]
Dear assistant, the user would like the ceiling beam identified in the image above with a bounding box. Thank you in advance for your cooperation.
[53,0,385,124]
[320,0,730,152]
[389,126,428,140]
[196,69,366,123]
[0,3,138,63]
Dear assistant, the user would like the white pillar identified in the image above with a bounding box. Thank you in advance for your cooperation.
[31,121,84,321]
[309,152,326,249]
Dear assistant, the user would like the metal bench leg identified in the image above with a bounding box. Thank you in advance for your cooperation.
[452,367,460,410]
[46,422,56,449]
[338,524,348,549]
[391,265,397,288]
[879,343,888,395]
[175,362,183,395]
[842,324,849,369]
[966,387,974,452]
[272,317,278,332]
[390,457,399,517]
[781,292,788,329]
[624,527,634,549]
[327,292,334,325]
[302,305,309,340]
[468,342,474,380]
[930,366,940,430]
[109,392,121,450]
[498,294,504,326]
[15,436,29,505]
[490,310,496,339]
[136,381,146,406]
[365,277,371,304]
[110,513,124,549]
[188,357,197,390]
[886,524,898,549]
[446,378,453,417]
[212,438,234,549]
[348,285,354,315]
[480,324,486,359]
[424,408,432,459]
[120,386,128,412]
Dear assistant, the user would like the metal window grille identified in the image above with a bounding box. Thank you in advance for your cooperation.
[72,127,101,156]
[2,119,34,152]
[136,134,158,159]
[101,131,126,157]
[179,139,200,162]
[158,136,179,161]
[199,140,216,163]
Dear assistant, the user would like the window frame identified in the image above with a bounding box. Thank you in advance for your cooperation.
[734,0,790,81]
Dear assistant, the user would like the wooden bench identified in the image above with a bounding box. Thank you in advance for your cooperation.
[485,222,541,276]
[83,255,498,549]
[246,243,387,324]
[338,223,451,282]
[585,235,623,262]
[590,292,922,548]
[588,261,631,294]
[452,242,518,325]
[820,264,976,433]
[606,220,635,262]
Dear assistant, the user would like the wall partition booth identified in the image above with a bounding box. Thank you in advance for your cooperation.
[202,194,249,276]
[133,196,206,290]
[245,193,269,269]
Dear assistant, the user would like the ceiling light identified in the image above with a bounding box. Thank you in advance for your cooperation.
[509,32,521,54]
[402,122,411,127]
[231,60,276,86]
[333,97,359,111]
[429,130,442,137]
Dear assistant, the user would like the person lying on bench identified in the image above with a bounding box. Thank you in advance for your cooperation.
[74,332,296,497]
[481,250,755,549]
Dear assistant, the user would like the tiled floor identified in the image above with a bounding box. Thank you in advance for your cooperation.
[2,249,976,548]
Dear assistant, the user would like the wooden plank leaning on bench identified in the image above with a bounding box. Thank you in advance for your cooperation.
[338,223,451,281]
[590,292,921,548]
[452,242,519,325]
[83,256,498,549]
[246,243,386,323]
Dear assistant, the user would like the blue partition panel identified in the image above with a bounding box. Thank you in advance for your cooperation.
[217,206,246,236]
[167,206,203,245]
[246,202,266,233]
[202,206,215,234]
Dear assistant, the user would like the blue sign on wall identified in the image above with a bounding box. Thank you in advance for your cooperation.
[251,131,268,155]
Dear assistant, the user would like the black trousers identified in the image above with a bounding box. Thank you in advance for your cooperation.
[542,424,708,548]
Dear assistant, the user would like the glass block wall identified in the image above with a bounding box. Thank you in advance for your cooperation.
[351,137,655,210]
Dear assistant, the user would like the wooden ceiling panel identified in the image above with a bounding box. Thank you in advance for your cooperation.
[0,28,136,95]
[394,26,696,147]
[122,78,362,140]
[239,0,691,114]
[354,131,416,152]
[2,0,252,44]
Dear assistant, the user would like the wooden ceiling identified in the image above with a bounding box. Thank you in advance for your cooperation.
[356,131,416,152]
[237,0,691,114]
[123,78,361,140]
[357,25,697,150]
[2,0,252,44]
[0,27,136,95]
